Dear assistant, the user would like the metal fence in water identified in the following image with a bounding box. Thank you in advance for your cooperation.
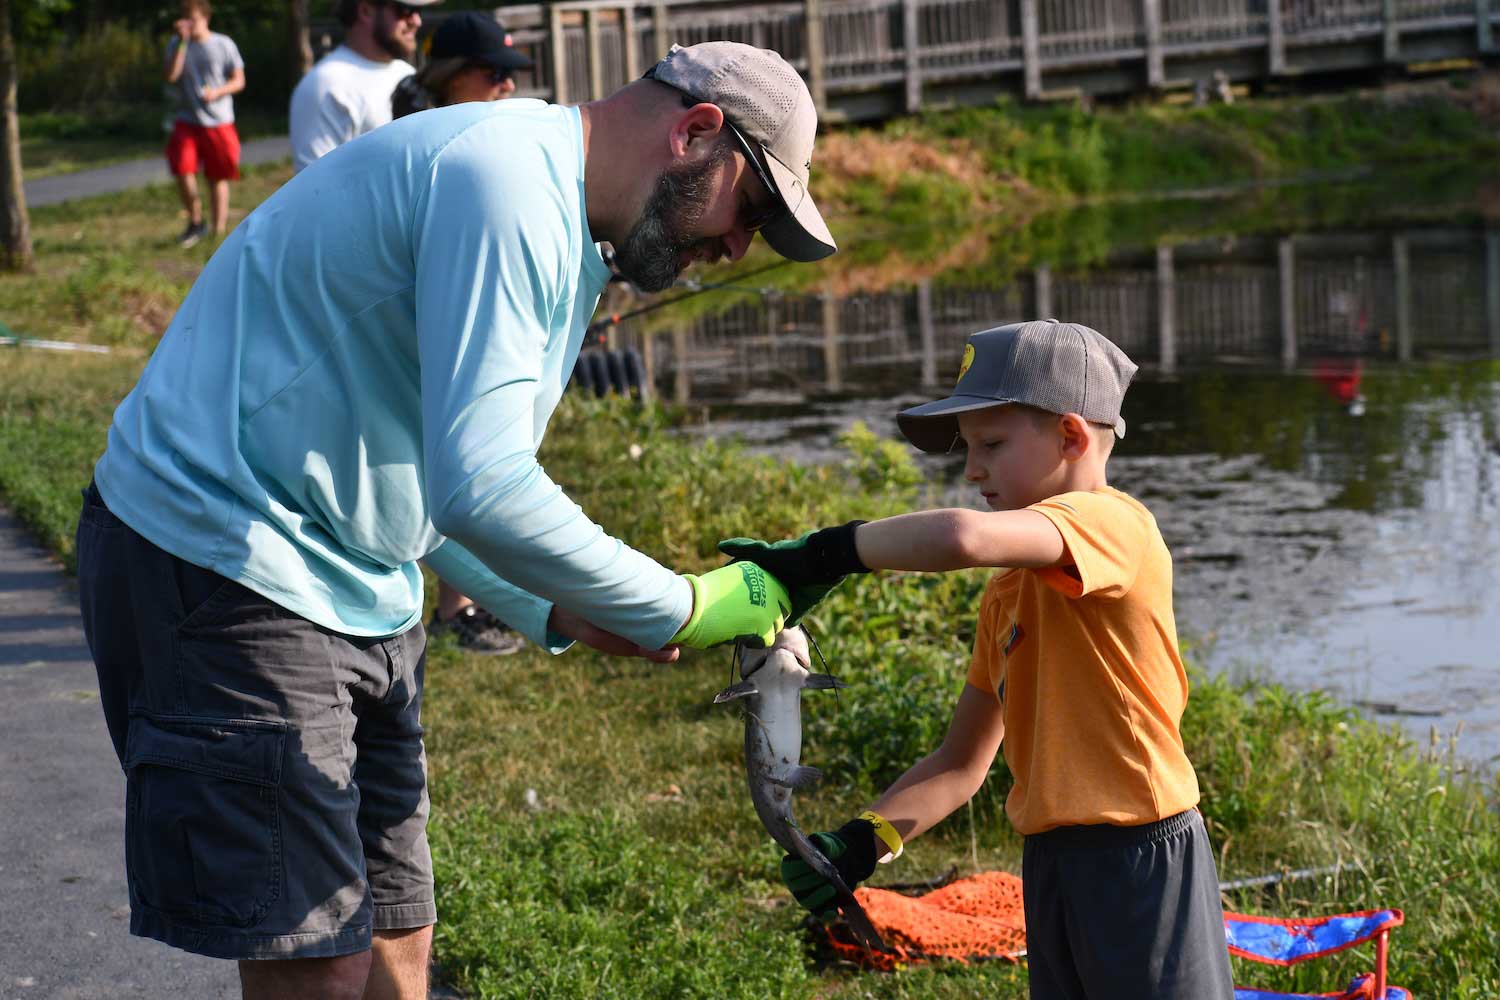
[598,228,1500,402]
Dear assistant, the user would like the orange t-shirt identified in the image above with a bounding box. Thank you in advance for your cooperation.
[966,486,1200,836]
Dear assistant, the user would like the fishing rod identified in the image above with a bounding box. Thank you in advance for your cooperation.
[586,256,798,336]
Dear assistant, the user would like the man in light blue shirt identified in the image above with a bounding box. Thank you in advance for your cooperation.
[77,41,836,997]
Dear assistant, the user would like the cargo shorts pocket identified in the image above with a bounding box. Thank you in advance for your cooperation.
[124,713,287,929]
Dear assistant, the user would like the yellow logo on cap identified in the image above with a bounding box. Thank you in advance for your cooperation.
[957,343,975,383]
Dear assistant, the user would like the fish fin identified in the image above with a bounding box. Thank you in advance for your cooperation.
[713,680,759,704]
[801,673,847,691]
[839,894,891,954]
[770,765,822,789]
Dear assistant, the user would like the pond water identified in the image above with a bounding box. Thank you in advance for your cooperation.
[607,187,1500,765]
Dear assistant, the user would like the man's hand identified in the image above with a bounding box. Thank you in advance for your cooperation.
[671,562,790,649]
[780,818,879,918]
[547,606,679,664]
[200,86,217,102]
[718,521,868,625]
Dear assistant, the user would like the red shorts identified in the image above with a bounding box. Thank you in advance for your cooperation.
[166,120,241,182]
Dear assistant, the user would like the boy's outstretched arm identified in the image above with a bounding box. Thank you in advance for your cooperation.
[855,508,1065,573]
[781,683,1004,916]
[719,509,1065,624]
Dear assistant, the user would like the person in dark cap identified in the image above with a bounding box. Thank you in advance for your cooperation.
[393,11,534,118]
[392,12,537,653]
[722,319,1236,1000]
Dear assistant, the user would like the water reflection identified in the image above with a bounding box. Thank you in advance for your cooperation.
[607,218,1500,764]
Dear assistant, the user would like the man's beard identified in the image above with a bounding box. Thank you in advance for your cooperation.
[612,143,732,293]
[374,15,415,60]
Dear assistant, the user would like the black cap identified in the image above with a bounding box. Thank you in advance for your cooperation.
[430,12,533,74]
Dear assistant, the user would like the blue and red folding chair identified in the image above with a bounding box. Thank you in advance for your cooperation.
[1226,908,1410,999]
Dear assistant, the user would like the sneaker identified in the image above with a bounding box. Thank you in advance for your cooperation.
[428,606,526,656]
[178,221,208,249]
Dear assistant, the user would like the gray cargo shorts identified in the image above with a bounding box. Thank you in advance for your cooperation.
[76,483,435,960]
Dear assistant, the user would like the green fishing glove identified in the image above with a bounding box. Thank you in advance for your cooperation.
[718,521,869,626]
[671,561,790,649]
[780,818,879,919]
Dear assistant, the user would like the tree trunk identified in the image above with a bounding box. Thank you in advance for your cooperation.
[289,0,313,79]
[0,0,32,273]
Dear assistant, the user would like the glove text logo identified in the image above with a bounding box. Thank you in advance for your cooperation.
[740,563,767,607]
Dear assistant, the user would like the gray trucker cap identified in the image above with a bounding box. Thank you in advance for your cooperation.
[645,41,836,262]
[897,319,1139,454]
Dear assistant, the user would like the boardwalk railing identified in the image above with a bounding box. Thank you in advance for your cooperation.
[467,0,1499,119]
[598,227,1500,403]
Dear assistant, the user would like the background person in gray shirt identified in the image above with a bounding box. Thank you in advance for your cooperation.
[164,0,245,248]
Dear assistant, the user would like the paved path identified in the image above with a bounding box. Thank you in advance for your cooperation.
[22,136,291,208]
[0,507,238,999]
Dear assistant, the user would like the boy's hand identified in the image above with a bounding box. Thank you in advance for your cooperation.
[718,521,868,625]
[671,562,790,649]
[780,818,879,918]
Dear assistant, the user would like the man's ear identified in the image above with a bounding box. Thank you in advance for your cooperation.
[1058,412,1091,462]
[668,102,726,160]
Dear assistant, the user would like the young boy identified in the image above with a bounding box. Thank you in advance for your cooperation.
[722,319,1234,999]
[164,0,245,247]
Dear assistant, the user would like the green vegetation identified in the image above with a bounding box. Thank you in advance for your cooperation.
[2,352,1497,997]
[4,69,1499,1000]
[819,81,1500,228]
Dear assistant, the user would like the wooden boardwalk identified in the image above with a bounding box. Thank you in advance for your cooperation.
[477,0,1500,120]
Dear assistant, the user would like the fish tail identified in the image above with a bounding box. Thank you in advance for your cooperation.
[787,826,891,954]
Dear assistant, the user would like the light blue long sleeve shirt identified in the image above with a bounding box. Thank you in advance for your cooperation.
[95,100,692,649]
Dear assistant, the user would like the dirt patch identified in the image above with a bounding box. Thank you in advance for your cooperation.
[1459,71,1500,124]
[120,290,177,338]
[816,130,1008,213]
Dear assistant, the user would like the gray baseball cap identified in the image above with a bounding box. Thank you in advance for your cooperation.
[897,319,1139,454]
[645,42,836,262]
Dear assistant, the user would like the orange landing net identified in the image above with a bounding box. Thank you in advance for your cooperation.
[827,871,1027,970]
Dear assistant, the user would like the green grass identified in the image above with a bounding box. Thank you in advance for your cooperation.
[5,356,1497,997]
[2,84,1499,997]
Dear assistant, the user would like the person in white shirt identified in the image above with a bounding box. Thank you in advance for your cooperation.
[288,0,441,172]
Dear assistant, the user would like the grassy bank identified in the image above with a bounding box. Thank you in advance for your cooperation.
[814,75,1500,229]
[2,351,1498,998]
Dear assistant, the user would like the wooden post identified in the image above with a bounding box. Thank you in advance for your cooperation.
[1393,235,1412,362]
[1267,0,1287,75]
[640,329,656,402]
[805,0,828,115]
[585,9,605,101]
[821,288,842,392]
[672,326,690,405]
[1279,237,1297,370]
[622,5,641,80]
[652,2,671,61]
[917,278,937,385]
[1486,230,1500,356]
[1479,0,1494,54]
[1382,0,1400,63]
[1156,246,1176,374]
[1142,0,1165,88]
[549,5,569,105]
[903,0,923,113]
[1033,265,1053,319]
[1021,0,1042,99]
